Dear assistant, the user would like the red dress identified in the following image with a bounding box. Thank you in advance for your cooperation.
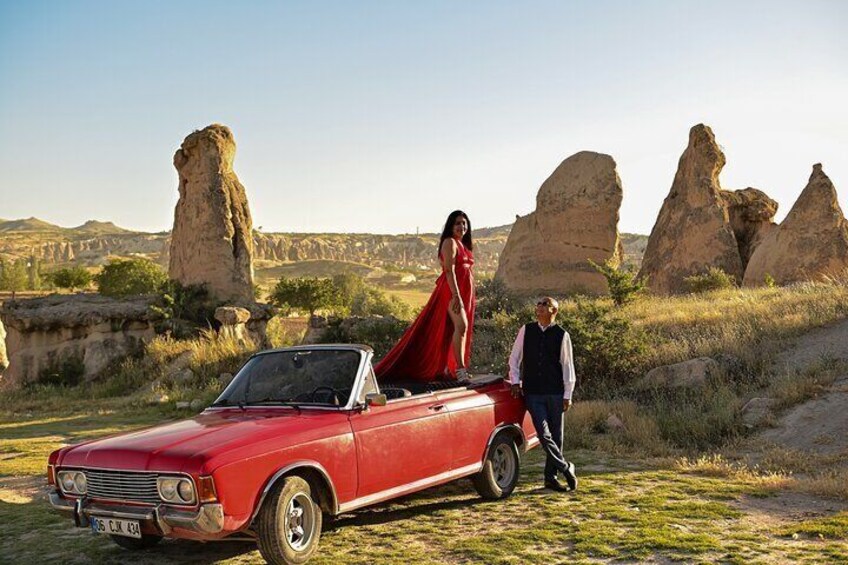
[375,238,476,382]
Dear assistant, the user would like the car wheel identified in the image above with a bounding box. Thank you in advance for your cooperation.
[257,475,323,565]
[109,534,162,550]
[472,434,520,500]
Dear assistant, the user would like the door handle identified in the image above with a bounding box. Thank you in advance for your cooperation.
[428,404,445,411]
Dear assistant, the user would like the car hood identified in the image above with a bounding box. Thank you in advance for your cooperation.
[58,408,349,474]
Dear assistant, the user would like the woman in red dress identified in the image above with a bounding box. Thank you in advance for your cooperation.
[375,210,476,382]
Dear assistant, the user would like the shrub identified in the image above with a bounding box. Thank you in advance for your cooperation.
[319,317,409,360]
[588,258,646,306]
[350,287,414,319]
[49,266,93,291]
[95,258,168,297]
[271,277,339,316]
[150,281,218,336]
[33,353,85,387]
[683,267,737,293]
[559,300,649,397]
[476,276,524,319]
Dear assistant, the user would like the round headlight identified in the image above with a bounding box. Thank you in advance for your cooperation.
[177,480,194,503]
[159,478,178,501]
[74,473,87,494]
[60,472,76,493]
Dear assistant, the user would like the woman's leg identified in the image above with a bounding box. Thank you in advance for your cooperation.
[446,306,468,370]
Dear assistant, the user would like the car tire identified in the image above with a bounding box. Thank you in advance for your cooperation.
[472,434,520,500]
[257,475,323,565]
[109,533,162,550]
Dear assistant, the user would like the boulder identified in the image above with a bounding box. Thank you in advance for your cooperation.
[169,124,255,303]
[741,397,775,428]
[214,306,251,326]
[639,125,743,294]
[495,151,624,295]
[605,414,626,432]
[634,357,720,390]
[720,187,778,268]
[744,164,848,286]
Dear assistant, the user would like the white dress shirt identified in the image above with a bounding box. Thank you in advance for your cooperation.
[508,322,576,400]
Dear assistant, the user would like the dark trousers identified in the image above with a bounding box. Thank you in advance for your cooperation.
[525,394,568,481]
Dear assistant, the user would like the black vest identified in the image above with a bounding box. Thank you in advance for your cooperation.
[521,323,565,395]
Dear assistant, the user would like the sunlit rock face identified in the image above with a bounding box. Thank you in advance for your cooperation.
[0,294,157,388]
[744,164,848,287]
[639,124,743,294]
[169,124,255,304]
[496,151,624,295]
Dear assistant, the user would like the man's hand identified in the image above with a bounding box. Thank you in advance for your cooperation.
[563,399,572,412]
[510,384,522,399]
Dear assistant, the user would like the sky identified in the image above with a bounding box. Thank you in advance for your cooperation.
[0,0,846,235]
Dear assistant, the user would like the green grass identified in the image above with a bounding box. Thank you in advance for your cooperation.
[1,406,846,563]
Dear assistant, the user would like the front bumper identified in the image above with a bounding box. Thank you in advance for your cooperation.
[48,491,224,536]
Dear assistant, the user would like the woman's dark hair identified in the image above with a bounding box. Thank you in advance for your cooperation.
[438,210,473,257]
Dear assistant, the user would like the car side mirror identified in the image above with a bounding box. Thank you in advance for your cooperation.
[365,393,387,407]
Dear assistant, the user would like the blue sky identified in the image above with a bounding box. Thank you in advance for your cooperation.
[1,0,846,234]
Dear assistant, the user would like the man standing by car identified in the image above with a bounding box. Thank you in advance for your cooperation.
[508,296,577,492]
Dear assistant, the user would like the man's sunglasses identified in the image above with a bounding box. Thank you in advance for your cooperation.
[536,300,552,307]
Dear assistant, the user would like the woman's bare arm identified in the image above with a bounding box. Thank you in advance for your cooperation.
[440,238,463,313]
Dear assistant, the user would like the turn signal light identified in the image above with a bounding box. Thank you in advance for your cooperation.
[198,475,218,503]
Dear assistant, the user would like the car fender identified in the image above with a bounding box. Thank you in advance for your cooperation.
[482,423,526,464]
[249,460,340,524]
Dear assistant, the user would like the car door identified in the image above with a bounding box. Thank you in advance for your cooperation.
[348,393,453,498]
[435,387,497,470]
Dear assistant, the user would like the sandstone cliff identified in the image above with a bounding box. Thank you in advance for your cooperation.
[496,151,623,295]
[639,124,743,294]
[744,164,848,286]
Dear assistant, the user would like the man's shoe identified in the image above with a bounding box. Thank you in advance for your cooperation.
[544,477,569,492]
[562,462,577,491]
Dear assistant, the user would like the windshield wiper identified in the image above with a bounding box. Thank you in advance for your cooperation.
[245,398,302,412]
[210,398,247,411]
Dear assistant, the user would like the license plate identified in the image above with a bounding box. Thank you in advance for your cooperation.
[90,516,142,539]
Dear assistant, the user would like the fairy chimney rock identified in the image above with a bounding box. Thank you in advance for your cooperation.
[639,124,743,293]
[720,187,778,268]
[169,124,255,303]
[744,164,848,286]
[495,151,623,295]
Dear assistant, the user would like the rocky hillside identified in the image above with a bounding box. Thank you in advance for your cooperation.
[0,218,647,276]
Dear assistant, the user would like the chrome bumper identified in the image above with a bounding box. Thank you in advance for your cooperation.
[48,491,224,536]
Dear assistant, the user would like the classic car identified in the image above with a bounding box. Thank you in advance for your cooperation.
[48,344,539,564]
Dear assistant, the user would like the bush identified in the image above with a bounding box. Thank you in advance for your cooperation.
[150,282,218,337]
[559,300,649,397]
[271,277,339,316]
[33,353,85,387]
[683,267,737,293]
[350,287,414,319]
[476,276,524,319]
[319,316,409,360]
[49,266,93,291]
[589,258,646,306]
[96,258,168,297]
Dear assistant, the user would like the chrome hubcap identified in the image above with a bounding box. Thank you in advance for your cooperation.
[284,493,315,551]
[492,444,515,488]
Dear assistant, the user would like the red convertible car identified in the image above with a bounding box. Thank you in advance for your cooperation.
[48,344,539,564]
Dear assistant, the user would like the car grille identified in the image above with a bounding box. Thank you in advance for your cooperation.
[84,469,161,504]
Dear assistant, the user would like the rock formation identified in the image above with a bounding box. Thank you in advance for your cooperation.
[495,151,624,295]
[744,164,848,286]
[720,188,778,268]
[0,294,158,387]
[214,306,251,344]
[639,124,743,293]
[169,124,255,303]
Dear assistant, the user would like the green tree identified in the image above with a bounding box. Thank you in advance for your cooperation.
[95,258,168,297]
[476,276,523,319]
[271,277,339,316]
[331,273,367,316]
[50,266,93,291]
[588,258,647,306]
[0,258,29,297]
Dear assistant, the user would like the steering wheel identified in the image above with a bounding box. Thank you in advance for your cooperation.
[309,386,348,406]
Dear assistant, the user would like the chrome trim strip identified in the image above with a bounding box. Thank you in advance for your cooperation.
[56,467,198,507]
[250,460,339,524]
[337,462,483,514]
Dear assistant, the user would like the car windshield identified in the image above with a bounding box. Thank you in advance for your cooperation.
[213,349,362,408]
